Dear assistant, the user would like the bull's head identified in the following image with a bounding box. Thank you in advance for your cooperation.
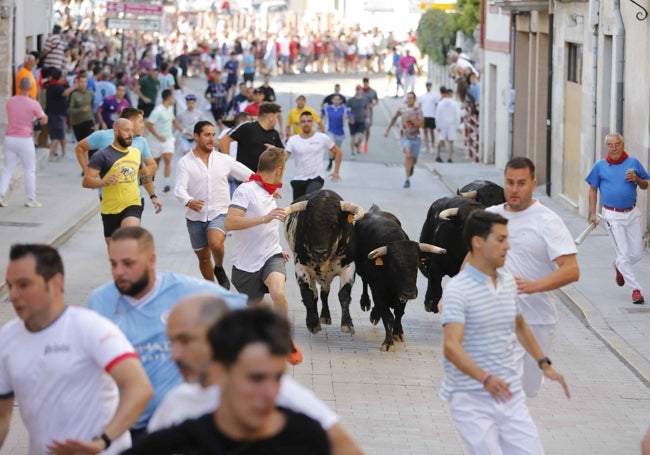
[368,242,446,301]
[285,199,364,260]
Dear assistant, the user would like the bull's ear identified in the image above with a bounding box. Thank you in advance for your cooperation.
[374,257,384,266]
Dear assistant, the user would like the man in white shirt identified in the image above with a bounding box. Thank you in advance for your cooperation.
[435,88,461,163]
[0,244,153,454]
[148,294,362,454]
[175,94,209,155]
[174,121,253,288]
[285,111,342,201]
[419,82,441,153]
[225,147,303,365]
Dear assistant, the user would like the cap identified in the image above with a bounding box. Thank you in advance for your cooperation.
[185,94,197,101]
[253,88,264,94]
[355,84,363,90]
[425,82,432,87]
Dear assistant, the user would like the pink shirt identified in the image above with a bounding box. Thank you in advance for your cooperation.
[6,95,45,138]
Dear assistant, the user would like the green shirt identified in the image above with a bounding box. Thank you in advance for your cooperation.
[139,76,159,104]
[68,89,95,125]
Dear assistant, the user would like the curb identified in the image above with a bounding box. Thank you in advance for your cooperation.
[0,202,100,297]
[430,163,650,387]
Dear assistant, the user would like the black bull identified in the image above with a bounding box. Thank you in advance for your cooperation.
[284,190,364,334]
[355,205,445,351]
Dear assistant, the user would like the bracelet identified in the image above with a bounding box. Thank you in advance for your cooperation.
[94,432,111,449]
[149,194,158,199]
[480,372,492,386]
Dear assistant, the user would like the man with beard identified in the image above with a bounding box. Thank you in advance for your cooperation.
[82,119,160,245]
[87,227,247,441]
[174,121,253,288]
[146,295,362,455]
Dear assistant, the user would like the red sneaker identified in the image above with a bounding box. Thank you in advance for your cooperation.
[362,143,368,154]
[615,266,625,287]
[632,290,645,305]
[288,339,303,365]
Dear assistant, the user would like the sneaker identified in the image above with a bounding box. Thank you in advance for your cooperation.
[447,158,453,163]
[615,265,625,287]
[362,143,368,154]
[403,180,410,188]
[632,289,645,304]
[163,185,171,193]
[0,196,6,208]
[288,339,303,365]
[24,200,42,208]
[435,156,443,163]
[213,266,231,290]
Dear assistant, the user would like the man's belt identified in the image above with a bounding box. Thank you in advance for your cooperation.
[603,204,635,213]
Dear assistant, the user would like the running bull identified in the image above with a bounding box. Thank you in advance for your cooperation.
[284,190,364,334]
[457,179,505,207]
[355,204,445,351]
[418,196,487,314]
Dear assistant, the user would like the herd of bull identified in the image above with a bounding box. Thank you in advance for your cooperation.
[282,180,506,351]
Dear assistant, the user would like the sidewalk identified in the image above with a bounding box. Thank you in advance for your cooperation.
[422,158,650,387]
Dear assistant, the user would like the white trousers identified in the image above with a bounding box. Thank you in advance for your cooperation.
[514,323,555,398]
[0,136,36,200]
[403,74,416,97]
[450,390,544,455]
[601,206,643,291]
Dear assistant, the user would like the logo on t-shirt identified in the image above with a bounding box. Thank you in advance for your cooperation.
[44,344,71,355]
[160,309,170,325]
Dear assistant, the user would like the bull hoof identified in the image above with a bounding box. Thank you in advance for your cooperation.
[360,295,371,312]
[319,316,332,325]
[307,324,322,334]
[369,314,380,326]
[340,324,355,334]
[424,300,440,313]
[380,343,395,352]
[393,333,405,342]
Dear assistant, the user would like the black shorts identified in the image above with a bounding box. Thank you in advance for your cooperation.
[243,73,255,83]
[48,115,66,140]
[424,117,436,129]
[211,106,225,121]
[101,204,144,238]
[226,78,238,90]
[73,120,95,142]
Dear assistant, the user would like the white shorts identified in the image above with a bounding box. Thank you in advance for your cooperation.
[438,125,457,142]
[149,137,175,159]
[450,390,543,455]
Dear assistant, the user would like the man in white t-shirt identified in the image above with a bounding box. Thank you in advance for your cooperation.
[174,121,253,288]
[486,157,579,398]
[148,295,362,454]
[419,82,441,153]
[0,244,153,454]
[225,147,303,366]
[146,89,186,192]
[285,111,342,201]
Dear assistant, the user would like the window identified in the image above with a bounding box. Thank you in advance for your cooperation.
[567,43,582,83]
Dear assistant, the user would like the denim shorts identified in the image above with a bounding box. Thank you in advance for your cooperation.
[401,137,422,157]
[186,214,226,250]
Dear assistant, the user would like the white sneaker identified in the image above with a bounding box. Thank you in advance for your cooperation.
[0,196,7,207]
[25,200,42,208]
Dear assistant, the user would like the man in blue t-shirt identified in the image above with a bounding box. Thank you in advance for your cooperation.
[323,95,347,172]
[586,132,650,304]
[87,227,247,438]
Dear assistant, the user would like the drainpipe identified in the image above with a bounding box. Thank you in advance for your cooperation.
[590,0,599,162]
[545,9,554,196]
[613,0,625,133]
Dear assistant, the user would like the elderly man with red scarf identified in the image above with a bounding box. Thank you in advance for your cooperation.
[225,147,303,366]
[586,132,650,304]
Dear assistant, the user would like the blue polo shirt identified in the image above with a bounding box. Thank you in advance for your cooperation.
[585,157,650,209]
[325,104,346,136]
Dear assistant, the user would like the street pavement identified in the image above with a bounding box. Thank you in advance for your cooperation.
[0,73,649,454]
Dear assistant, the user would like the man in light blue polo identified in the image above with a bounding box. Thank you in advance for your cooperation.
[440,210,570,454]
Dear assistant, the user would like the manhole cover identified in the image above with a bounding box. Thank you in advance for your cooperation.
[622,307,650,314]
[0,221,41,227]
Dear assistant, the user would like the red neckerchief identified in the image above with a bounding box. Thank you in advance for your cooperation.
[248,173,282,194]
[606,151,628,166]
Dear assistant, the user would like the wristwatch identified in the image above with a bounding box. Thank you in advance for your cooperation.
[537,356,552,369]
[94,432,111,449]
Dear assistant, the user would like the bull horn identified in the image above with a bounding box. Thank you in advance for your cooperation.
[340,201,365,221]
[459,190,477,199]
[284,201,308,216]
[438,208,459,220]
[419,243,446,254]
[367,246,388,260]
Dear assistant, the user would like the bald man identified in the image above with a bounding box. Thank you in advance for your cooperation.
[147,295,363,455]
[83,119,161,244]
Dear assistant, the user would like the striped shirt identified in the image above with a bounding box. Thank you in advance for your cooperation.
[42,34,66,69]
[439,264,521,401]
